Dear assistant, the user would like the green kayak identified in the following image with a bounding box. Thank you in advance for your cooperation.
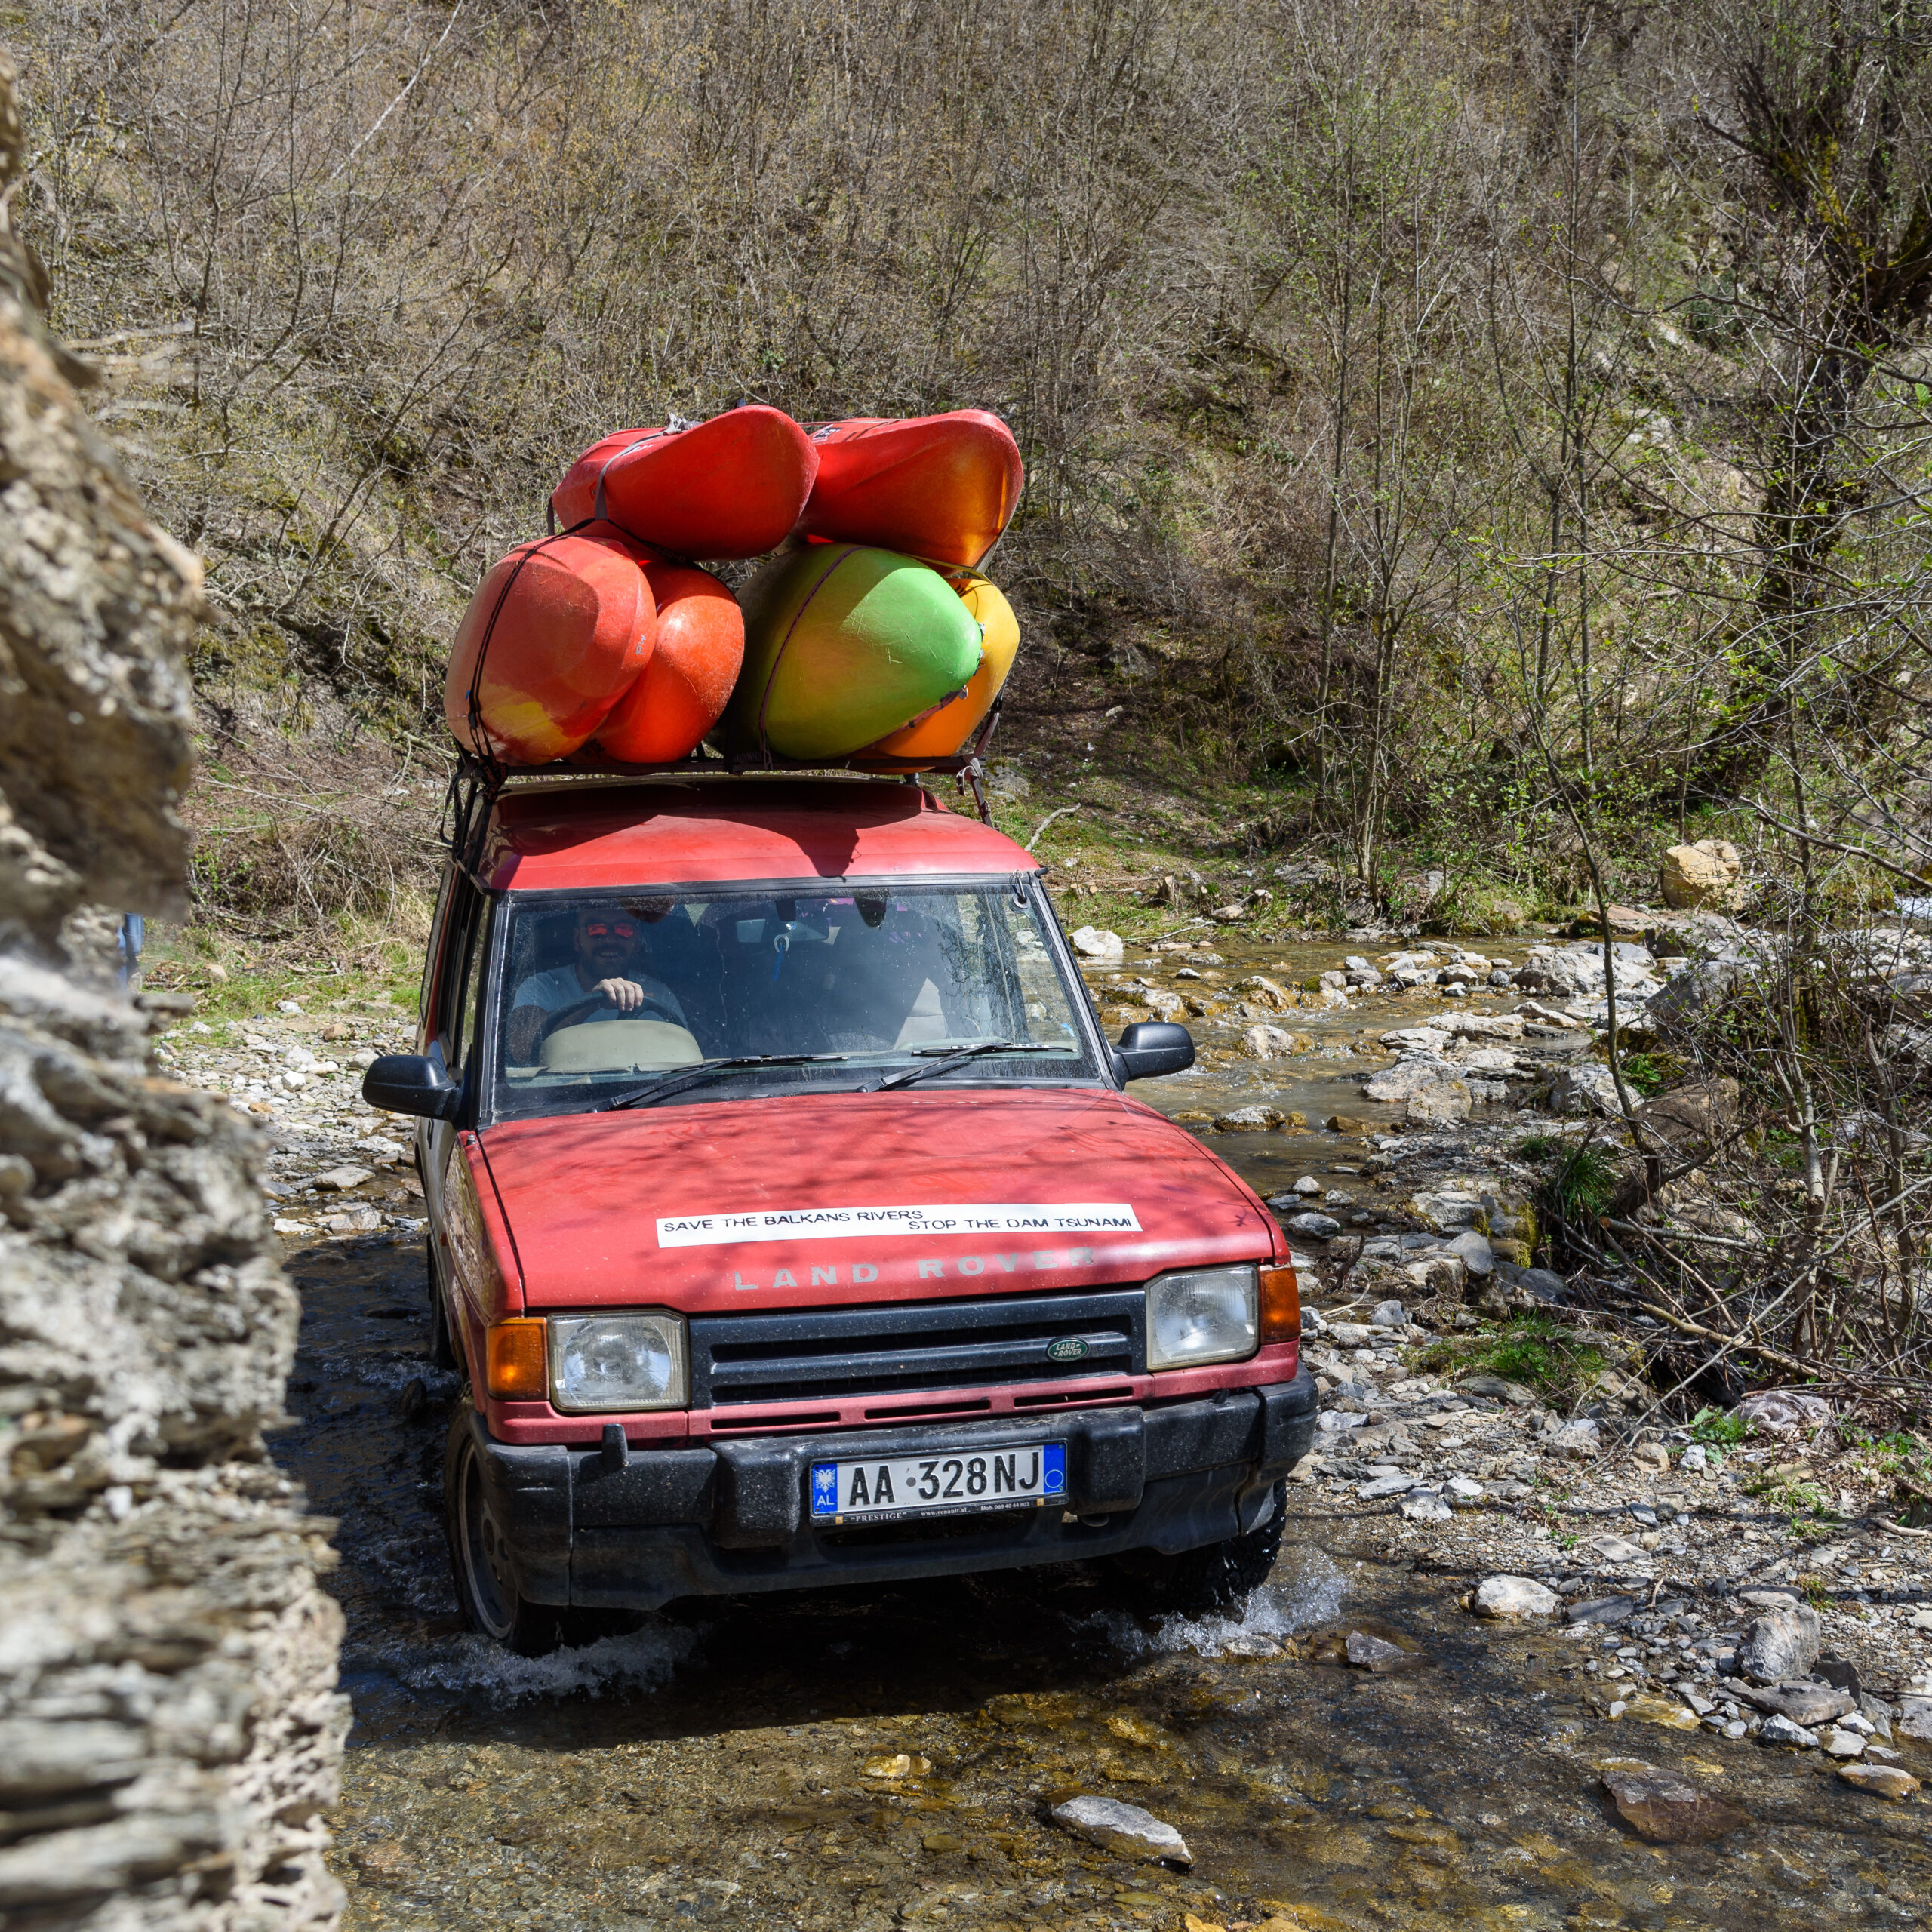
[724,543,983,760]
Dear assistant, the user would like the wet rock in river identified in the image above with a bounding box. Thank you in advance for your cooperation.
[1619,1693,1701,1732]
[1242,1023,1313,1059]
[1048,1795,1192,1866]
[1820,1728,1867,1758]
[314,1163,374,1191]
[865,1752,932,1778]
[1600,1763,1748,1844]
[1361,1060,1451,1103]
[1838,1763,1921,1800]
[1740,1604,1822,1684]
[1472,1576,1562,1619]
[1285,1211,1342,1240]
[1346,1630,1429,1674]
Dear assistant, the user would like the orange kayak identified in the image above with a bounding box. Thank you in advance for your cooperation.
[866,571,1020,759]
[549,406,817,561]
[592,563,744,764]
[445,525,655,765]
[798,411,1023,567]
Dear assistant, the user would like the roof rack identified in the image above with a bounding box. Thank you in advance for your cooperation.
[438,702,1003,872]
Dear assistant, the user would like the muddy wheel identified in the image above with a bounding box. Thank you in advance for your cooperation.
[444,1402,561,1655]
[425,1237,457,1372]
[1109,1481,1287,1616]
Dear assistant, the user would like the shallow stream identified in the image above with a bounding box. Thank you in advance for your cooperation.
[280,932,1930,1930]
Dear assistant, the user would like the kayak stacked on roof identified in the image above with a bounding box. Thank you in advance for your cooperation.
[442,405,1023,768]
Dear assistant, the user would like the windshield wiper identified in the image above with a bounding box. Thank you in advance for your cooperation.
[871,1040,1075,1093]
[601,1053,855,1111]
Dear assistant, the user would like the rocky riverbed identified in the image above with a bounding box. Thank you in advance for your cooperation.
[146,915,1932,1931]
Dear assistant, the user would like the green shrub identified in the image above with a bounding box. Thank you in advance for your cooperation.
[1415,1314,1607,1401]
[1687,1405,1751,1445]
[1550,1143,1620,1218]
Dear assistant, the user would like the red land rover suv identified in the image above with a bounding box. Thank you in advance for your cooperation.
[363,773,1317,1649]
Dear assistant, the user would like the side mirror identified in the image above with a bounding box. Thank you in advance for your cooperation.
[361,1054,463,1121]
[1113,1020,1195,1081]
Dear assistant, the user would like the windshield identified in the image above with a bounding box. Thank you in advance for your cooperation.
[486,880,1100,1118]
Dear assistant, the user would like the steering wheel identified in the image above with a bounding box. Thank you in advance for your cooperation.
[535,992,682,1045]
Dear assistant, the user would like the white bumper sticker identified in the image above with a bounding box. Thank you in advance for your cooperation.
[656,1203,1142,1248]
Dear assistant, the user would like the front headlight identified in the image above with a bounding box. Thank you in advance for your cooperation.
[549,1312,688,1412]
[1146,1265,1259,1371]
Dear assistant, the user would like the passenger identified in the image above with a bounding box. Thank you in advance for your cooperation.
[507,906,688,1063]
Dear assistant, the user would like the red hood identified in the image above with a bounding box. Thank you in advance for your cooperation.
[475,1088,1280,1314]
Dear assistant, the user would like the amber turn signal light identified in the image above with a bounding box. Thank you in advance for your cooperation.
[1259,1263,1301,1346]
[485,1318,547,1399]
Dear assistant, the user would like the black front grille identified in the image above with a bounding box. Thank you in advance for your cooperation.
[687,1288,1146,1408]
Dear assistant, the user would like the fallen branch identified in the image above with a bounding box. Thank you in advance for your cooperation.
[1631,1298,1817,1380]
[1874,1517,1932,1541]
[1023,805,1084,852]
[1601,1217,1764,1254]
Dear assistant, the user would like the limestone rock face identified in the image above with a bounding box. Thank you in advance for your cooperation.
[0,122,200,958]
[0,50,346,1932]
[1660,839,1745,911]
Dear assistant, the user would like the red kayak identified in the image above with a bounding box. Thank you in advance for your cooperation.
[445,525,656,765]
[549,405,817,561]
[798,411,1023,567]
[592,562,744,764]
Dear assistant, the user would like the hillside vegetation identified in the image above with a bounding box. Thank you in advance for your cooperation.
[15,0,1932,927]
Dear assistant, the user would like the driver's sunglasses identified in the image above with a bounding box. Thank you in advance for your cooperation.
[580,920,637,941]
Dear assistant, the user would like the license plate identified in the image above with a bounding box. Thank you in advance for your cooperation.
[808,1441,1066,1523]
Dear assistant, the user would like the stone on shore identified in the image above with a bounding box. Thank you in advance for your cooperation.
[1070,925,1124,961]
[1660,839,1745,910]
[1740,1604,1822,1685]
[1407,1078,1473,1124]
[1472,1576,1561,1619]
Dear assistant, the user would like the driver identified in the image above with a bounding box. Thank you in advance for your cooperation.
[507,905,688,1063]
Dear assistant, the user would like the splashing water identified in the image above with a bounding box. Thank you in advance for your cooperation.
[365,1620,703,1705]
[1081,1543,1348,1659]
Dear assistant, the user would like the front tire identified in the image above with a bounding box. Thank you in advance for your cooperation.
[1110,1481,1287,1615]
[445,1402,561,1654]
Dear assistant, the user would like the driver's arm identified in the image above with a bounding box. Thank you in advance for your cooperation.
[506,1003,552,1064]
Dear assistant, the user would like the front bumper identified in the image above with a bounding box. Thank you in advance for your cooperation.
[471,1369,1318,1610]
